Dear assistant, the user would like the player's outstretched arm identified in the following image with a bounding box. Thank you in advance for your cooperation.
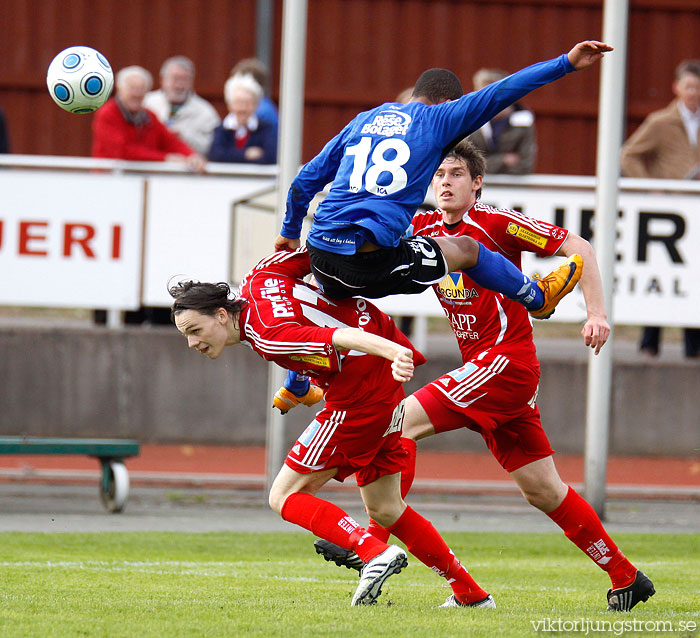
[556,233,610,355]
[567,40,613,70]
[332,328,414,383]
[274,234,301,252]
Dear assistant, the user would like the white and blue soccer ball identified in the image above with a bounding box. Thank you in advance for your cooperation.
[46,46,114,113]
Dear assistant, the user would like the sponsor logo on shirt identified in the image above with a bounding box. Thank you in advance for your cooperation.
[321,235,356,245]
[298,419,322,447]
[506,222,548,248]
[449,313,479,340]
[289,354,331,368]
[551,228,566,240]
[261,277,295,317]
[435,272,479,302]
[360,109,412,137]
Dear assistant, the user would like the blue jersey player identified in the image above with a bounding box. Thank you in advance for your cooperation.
[274,40,611,319]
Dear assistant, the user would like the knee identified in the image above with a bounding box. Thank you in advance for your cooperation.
[268,484,290,515]
[520,482,566,512]
[435,236,480,272]
[402,397,435,442]
[457,236,480,264]
[366,500,405,528]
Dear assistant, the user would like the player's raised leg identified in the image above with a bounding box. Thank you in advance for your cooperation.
[434,235,582,320]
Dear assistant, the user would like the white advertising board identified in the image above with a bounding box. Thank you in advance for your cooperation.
[1,163,697,328]
[141,175,276,306]
[376,187,700,327]
[0,172,143,308]
[486,187,700,327]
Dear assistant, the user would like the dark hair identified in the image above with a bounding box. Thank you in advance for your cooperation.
[412,68,463,104]
[675,59,700,82]
[443,139,487,200]
[169,280,248,322]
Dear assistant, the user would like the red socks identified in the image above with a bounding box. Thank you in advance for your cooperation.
[387,505,488,604]
[547,486,637,589]
[367,437,417,543]
[280,492,388,563]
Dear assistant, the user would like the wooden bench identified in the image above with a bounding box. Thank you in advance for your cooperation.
[0,437,140,513]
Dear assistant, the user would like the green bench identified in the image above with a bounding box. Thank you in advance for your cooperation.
[0,437,140,513]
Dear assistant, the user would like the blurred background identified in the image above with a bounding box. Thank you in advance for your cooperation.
[0,0,697,172]
[0,1,697,511]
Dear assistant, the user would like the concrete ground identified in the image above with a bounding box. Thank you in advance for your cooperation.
[0,317,697,535]
[0,482,698,534]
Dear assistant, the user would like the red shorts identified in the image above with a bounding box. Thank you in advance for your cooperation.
[285,387,408,486]
[413,351,554,472]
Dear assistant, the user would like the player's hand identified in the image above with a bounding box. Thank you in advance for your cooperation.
[274,234,300,252]
[391,348,414,383]
[581,314,610,355]
[567,41,613,70]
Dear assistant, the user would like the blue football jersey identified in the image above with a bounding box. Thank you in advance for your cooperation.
[282,54,575,254]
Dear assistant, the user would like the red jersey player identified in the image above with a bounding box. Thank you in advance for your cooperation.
[314,140,655,612]
[170,248,496,608]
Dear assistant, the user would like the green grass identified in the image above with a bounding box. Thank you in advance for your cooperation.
[0,532,697,638]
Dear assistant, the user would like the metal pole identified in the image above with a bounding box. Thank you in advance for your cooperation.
[255,0,275,72]
[584,0,629,518]
[265,0,308,492]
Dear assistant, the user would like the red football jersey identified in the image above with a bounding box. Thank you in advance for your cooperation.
[410,202,568,365]
[238,249,426,407]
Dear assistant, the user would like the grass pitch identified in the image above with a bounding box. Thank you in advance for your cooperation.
[0,532,697,638]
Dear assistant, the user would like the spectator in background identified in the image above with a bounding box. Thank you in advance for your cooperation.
[230,57,278,135]
[621,59,700,359]
[468,68,537,175]
[93,65,206,326]
[208,74,277,164]
[143,56,220,156]
[0,107,9,153]
[92,65,206,173]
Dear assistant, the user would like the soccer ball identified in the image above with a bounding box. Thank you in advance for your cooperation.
[46,46,114,113]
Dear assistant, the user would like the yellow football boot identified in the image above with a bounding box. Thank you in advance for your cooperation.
[273,384,324,415]
[528,254,583,320]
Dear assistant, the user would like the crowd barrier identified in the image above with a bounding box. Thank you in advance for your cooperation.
[1,157,697,456]
[1,327,696,456]
[1,155,699,328]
